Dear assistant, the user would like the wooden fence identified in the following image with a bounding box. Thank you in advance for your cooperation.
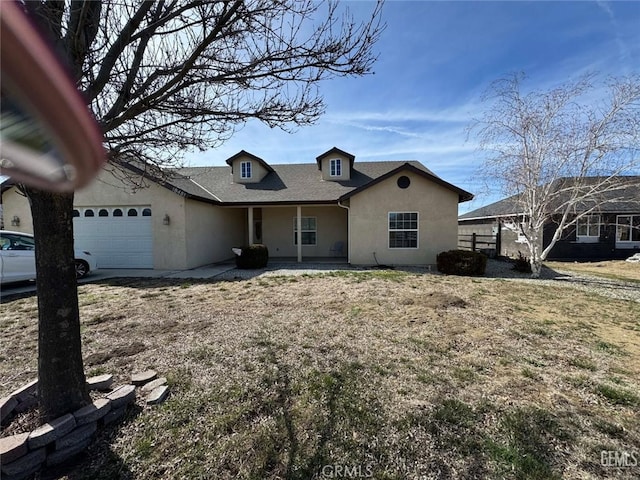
[458,233,499,256]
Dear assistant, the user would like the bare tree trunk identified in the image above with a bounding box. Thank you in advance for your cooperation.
[530,256,543,278]
[27,188,90,421]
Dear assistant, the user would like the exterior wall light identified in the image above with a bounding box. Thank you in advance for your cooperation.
[163,214,170,225]
[11,215,20,226]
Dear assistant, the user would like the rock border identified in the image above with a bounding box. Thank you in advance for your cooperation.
[1,370,168,480]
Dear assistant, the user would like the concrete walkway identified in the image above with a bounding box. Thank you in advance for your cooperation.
[86,262,237,281]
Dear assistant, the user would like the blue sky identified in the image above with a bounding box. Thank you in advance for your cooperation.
[185,0,640,213]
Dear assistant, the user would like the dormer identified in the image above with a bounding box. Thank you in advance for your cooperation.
[316,147,355,181]
[225,150,273,184]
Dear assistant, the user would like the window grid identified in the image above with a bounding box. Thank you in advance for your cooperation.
[576,215,600,238]
[617,215,640,242]
[388,212,418,249]
[330,159,342,177]
[241,161,252,179]
[293,217,317,246]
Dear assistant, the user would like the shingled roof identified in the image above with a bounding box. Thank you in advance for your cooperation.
[169,160,473,205]
[459,176,640,221]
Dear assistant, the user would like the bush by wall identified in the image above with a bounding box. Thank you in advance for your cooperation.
[512,251,532,273]
[436,250,487,276]
[235,244,269,269]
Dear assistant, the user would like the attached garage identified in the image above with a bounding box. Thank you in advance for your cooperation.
[73,206,153,269]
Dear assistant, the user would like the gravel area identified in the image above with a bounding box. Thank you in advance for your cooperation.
[484,259,640,303]
[217,259,640,303]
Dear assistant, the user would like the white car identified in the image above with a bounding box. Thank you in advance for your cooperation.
[0,230,97,284]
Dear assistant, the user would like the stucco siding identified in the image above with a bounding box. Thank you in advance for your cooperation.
[319,153,351,181]
[74,167,188,269]
[2,188,33,234]
[349,172,459,265]
[184,202,245,267]
[231,155,269,183]
[262,206,348,257]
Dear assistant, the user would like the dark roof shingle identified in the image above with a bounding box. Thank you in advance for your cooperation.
[459,176,640,220]
[171,160,472,205]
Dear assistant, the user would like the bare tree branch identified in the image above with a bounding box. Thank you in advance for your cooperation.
[471,73,640,277]
[18,0,384,421]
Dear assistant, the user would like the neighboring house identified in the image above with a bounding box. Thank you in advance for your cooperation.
[2,147,473,270]
[458,177,640,260]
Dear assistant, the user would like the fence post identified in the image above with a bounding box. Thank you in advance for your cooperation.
[496,223,502,257]
[472,233,477,252]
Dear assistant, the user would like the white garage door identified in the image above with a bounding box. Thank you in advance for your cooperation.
[73,206,153,269]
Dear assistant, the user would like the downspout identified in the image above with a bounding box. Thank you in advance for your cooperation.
[338,200,351,264]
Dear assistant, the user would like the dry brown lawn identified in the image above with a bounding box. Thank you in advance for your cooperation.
[545,260,640,283]
[1,270,639,479]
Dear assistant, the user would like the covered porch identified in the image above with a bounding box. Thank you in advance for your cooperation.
[242,204,349,263]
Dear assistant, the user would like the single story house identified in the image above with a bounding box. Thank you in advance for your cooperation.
[2,147,473,269]
[458,176,640,260]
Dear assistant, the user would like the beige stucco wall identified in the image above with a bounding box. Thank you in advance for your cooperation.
[319,153,351,181]
[1,166,237,270]
[230,155,270,183]
[262,206,348,258]
[349,171,459,266]
[184,201,245,268]
[74,167,188,269]
[1,188,34,234]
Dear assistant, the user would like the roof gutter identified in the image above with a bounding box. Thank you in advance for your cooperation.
[459,212,526,222]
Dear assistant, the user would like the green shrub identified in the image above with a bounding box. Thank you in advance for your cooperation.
[436,250,487,276]
[235,244,269,269]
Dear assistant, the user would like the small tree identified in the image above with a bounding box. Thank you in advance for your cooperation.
[19,0,384,421]
[472,73,640,277]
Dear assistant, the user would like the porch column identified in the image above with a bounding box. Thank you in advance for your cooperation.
[297,205,302,263]
[248,207,254,245]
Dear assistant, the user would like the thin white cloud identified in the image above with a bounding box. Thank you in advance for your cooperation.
[596,0,632,67]
[326,106,480,125]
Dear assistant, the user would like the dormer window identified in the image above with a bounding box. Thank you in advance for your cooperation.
[316,148,353,181]
[241,161,252,179]
[226,151,273,183]
[330,159,342,177]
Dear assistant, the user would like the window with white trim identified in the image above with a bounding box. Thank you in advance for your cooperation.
[389,212,418,248]
[617,215,640,243]
[576,215,600,242]
[241,161,252,179]
[293,217,317,246]
[330,158,342,177]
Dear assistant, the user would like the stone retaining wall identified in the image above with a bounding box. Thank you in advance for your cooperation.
[0,371,168,480]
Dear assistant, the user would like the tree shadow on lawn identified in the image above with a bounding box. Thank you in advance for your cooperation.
[63,338,597,480]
